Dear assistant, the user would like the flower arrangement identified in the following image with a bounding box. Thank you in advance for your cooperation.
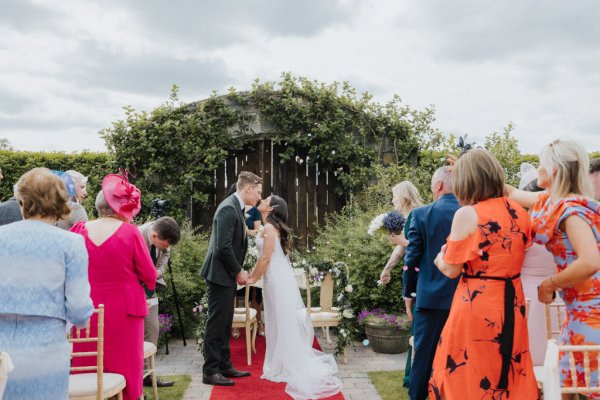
[382,211,406,235]
[357,308,411,331]
[305,260,357,358]
[193,293,209,350]
[368,211,406,236]
[158,313,175,335]
[243,235,259,271]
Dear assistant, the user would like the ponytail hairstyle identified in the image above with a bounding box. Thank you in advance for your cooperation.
[266,195,292,254]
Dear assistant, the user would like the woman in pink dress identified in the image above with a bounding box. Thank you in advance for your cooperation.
[518,164,557,366]
[72,172,156,400]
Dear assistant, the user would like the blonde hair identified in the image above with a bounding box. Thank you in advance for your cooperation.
[392,181,423,214]
[539,139,592,201]
[452,149,505,205]
[16,168,71,220]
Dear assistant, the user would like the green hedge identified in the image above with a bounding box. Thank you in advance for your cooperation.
[0,150,114,216]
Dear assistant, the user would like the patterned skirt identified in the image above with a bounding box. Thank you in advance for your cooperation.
[0,314,70,400]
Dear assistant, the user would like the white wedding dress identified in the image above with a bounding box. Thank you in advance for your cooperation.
[257,235,342,400]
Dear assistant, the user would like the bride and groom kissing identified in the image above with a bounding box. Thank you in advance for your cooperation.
[200,171,342,399]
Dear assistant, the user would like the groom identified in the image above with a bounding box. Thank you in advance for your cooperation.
[200,171,263,386]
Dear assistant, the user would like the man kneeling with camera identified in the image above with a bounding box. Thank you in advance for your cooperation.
[139,216,181,387]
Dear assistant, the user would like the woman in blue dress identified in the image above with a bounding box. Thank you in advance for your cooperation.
[0,168,94,399]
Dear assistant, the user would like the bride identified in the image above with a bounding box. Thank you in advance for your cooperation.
[248,195,342,400]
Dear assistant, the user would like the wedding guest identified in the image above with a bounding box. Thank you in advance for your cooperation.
[518,164,557,366]
[431,149,538,399]
[139,216,180,388]
[507,139,600,395]
[403,166,460,400]
[0,168,93,399]
[591,157,600,201]
[0,186,22,226]
[379,180,423,388]
[71,172,157,400]
[57,170,89,230]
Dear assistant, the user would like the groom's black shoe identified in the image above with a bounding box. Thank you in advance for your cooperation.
[221,367,251,378]
[202,373,235,386]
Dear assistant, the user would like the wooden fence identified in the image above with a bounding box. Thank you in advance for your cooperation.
[192,139,345,248]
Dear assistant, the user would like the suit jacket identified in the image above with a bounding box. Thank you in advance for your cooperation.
[138,222,169,289]
[0,197,22,226]
[200,194,248,287]
[403,193,461,310]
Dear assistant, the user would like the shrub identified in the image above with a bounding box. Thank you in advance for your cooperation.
[158,221,209,338]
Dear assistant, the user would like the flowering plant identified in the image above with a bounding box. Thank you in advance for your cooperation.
[357,308,410,330]
[382,211,406,235]
[158,313,175,334]
[243,235,259,270]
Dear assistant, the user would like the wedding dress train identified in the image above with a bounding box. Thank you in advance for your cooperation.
[257,236,342,400]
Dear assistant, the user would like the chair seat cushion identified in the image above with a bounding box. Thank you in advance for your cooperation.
[309,307,340,313]
[310,311,341,322]
[143,341,157,358]
[68,373,125,397]
[233,308,257,323]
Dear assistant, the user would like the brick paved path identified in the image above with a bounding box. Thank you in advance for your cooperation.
[155,332,406,400]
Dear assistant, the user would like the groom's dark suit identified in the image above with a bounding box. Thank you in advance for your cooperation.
[200,194,248,375]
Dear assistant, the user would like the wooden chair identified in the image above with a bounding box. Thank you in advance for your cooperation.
[231,285,258,365]
[542,339,600,399]
[535,300,566,388]
[302,270,348,363]
[68,305,126,400]
[143,341,158,400]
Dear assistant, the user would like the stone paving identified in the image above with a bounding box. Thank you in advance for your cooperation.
[155,331,406,400]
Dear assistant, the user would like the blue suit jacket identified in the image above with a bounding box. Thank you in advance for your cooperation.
[402,193,461,310]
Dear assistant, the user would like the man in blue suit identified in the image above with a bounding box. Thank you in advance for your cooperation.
[403,166,460,400]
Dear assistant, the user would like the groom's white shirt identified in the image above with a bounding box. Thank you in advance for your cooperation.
[233,192,245,210]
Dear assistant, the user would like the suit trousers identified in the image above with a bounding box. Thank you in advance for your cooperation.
[202,281,236,375]
[409,307,450,400]
[144,303,159,346]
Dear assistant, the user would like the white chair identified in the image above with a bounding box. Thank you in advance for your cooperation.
[535,300,567,386]
[231,285,258,365]
[143,341,158,400]
[68,305,126,400]
[0,352,14,399]
[542,339,600,399]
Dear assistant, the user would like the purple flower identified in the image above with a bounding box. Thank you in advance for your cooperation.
[159,313,175,334]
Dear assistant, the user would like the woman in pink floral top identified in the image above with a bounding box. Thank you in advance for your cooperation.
[508,139,600,397]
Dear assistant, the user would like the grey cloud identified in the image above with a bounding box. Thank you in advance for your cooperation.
[60,39,234,97]
[0,89,35,114]
[119,0,354,48]
[0,0,60,32]
[415,1,600,62]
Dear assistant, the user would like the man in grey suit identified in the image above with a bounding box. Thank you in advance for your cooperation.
[0,182,23,226]
[200,171,262,386]
[139,216,181,388]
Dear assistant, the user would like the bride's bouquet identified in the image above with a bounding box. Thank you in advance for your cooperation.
[367,211,406,236]
[243,235,259,271]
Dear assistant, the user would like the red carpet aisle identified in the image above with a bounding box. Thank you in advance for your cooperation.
[210,331,345,400]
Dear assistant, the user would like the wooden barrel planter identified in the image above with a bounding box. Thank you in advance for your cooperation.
[364,323,410,354]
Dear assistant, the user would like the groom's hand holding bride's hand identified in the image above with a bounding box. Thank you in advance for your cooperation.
[236,270,249,286]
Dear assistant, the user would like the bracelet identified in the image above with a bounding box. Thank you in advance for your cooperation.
[549,275,562,290]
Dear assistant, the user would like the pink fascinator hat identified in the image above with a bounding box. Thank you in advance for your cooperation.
[101,170,141,222]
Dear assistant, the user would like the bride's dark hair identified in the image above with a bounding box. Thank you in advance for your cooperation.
[266,195,292,254]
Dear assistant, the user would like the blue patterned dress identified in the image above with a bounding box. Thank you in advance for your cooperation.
[0,220,94,400]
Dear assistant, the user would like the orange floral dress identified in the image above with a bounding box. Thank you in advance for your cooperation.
[531,194,600,396]
[429,197,539,400]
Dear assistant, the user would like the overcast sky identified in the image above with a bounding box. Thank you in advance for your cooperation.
[1,0,599,154]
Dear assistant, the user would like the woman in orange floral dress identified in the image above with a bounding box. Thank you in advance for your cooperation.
[508,139,600,398]
[430,149,539,399]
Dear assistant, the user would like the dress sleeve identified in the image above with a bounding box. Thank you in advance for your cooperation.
[443,231,482,265]
[64,234,94,328]
[131,226,157,290]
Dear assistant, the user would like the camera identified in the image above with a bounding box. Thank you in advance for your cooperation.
[150,199,169,218]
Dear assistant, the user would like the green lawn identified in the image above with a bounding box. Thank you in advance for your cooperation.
[369,370,409,400]
[143,374,191,400]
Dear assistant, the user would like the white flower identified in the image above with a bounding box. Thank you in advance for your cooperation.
[310,267,318,275]
[347,253,352,257]
[342,309,354,319]
[339,328,346,335]
[244,213,250,219]
[331,150,336,155]
[293,262,298,267]
[301,259,307,266]
[367,213,386,236]
[345,284,353,293]
[337,294,344,302]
